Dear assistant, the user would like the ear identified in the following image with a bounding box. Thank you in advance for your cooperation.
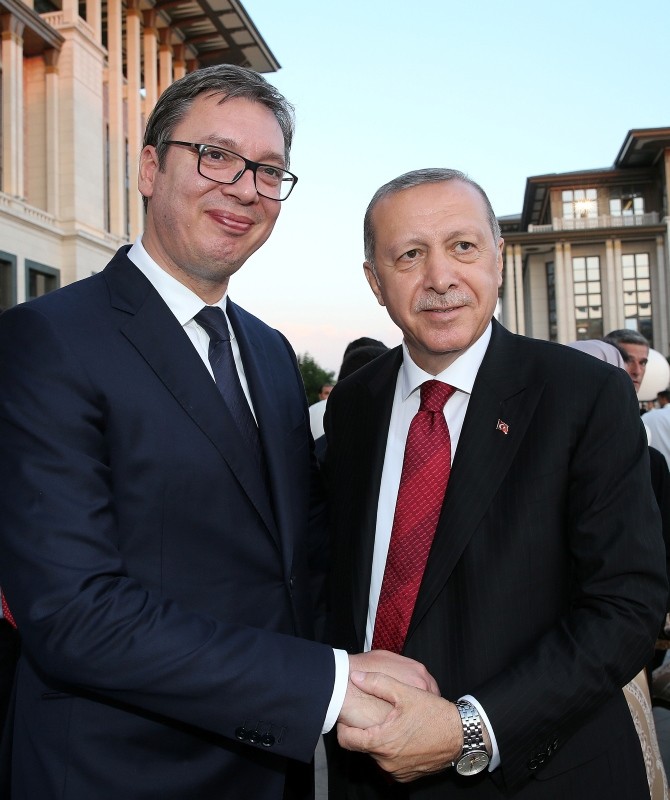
[138,145,160,200]
[363,261,386,307]
[496,237,504,289]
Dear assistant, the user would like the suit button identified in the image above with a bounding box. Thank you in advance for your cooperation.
[248,730,261,745]
[261,734,275,747]
[289,576,296,590]
[235,727,248,741]
[528,758,539,771]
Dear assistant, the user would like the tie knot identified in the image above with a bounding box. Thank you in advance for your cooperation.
[195,306,231,344]
[419,380,455,413]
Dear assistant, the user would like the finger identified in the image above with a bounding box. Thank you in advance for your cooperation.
[337,722,373,752]
[349,670,403,705]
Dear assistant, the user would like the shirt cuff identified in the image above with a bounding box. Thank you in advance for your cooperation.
[461,694,500,770]
[322,648,350,733]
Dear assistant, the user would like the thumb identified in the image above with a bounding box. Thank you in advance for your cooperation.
[349,670,402,704]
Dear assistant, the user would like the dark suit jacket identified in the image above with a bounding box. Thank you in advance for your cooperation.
[0,247,334,800]
[324,321,667,799]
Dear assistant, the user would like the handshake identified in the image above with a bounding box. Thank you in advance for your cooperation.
[335,650,491,783]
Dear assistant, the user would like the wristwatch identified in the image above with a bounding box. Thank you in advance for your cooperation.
[452,700,490,776]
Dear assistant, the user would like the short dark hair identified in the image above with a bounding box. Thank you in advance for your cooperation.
[142,64,295,210]
[657,390,670,402]
[338,344,389,381]
[363,168,501,266]
[342,337,387,358]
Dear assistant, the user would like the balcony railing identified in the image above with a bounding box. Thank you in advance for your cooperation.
[528,212,659,233]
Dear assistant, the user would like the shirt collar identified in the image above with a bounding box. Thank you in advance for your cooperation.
[127,236,227,325]
[399,322,492,401]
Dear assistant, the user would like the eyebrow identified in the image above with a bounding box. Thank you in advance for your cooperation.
[204,135,286,167]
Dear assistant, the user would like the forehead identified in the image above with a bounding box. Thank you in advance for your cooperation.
[175,93,285,152]
[621,342,649,359]
[371,180,492,243]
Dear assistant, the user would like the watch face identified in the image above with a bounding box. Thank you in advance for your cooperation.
[456,750,490,776]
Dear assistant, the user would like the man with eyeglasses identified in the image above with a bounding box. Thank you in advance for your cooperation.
[0,65,428,800]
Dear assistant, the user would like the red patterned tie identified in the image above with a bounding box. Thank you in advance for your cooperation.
[1,590,16,628]
[372,380,456,653]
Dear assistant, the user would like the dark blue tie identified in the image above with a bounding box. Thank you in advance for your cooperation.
[195,306,264,467]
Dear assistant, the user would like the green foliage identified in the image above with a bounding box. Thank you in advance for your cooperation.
[297,352,335,405]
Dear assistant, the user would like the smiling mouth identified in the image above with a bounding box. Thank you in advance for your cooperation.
[421,305,464,313]
[206,210,255,233]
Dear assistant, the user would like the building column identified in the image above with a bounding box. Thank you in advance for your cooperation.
[603,240,618,333]
[107,0,126,237]
[44,48,60,217]
[554,243,568,342]
[158,28,173,96]
[502,246,517,332]
[656,235,669,354]
[562,242,575,341]
[86,0,102,43]
[126,0,143,239]
[613,238,624,327]
[1,14,24,198]
[513,244,525,335]
[173,44,186,80]
[61,0,78,24]
[143,10,159,118]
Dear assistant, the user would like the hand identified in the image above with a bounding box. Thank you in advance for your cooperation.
[337,650,438,729]
[349,650,440,696]
[337,671,463,783]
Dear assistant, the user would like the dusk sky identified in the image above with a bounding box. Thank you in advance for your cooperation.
[230,0,670,373]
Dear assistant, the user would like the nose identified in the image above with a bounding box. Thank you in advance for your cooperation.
[423,252,458,294]
[222,166,258,203]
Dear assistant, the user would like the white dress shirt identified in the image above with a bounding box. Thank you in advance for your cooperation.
[126,238,348,733]
[366,324,500,768]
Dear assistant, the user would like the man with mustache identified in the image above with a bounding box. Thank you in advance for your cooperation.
[323,169,667,798]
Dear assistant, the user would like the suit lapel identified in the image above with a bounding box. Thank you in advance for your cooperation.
[407,322,547,642]
[104,250,279,544]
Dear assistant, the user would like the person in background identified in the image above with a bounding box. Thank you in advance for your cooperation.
[0,65,428,800]
[318,383,334,401]
[309,341,388,441]
[324,168,666,799]
[604,329,650,394]
[657,390,670,409]
[645,397,670,473]
[313,340,389,465]
[309,384,334,440]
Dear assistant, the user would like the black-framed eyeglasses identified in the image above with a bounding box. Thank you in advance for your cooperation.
[164,141,298,201]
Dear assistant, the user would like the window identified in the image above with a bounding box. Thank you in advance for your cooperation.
[26,261,59,301]
[546,261,557,342]
[622,253,653,344]
[610,188,644,217]
[563,189,598,220]
[0,252,17,310]
[610,189,644,217]
[573,256,602,339]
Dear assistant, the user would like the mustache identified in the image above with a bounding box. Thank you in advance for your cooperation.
[414,291,474,313]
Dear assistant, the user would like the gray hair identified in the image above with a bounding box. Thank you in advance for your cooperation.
[363,168,501,266]
[142,64,295,209]
[603,329,650,348]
